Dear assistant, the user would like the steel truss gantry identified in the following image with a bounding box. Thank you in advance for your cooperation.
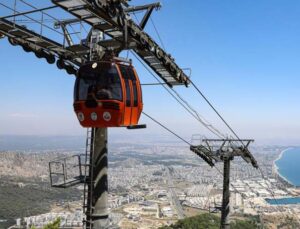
[0,0,190,87]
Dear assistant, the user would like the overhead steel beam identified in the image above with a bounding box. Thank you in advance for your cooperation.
[125,2,161,13]
[139,4,156,29]
[52,0,190,86]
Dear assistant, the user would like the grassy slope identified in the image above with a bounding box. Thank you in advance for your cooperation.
[159,213,258,229]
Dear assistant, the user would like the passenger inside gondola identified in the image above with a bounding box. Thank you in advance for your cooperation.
[85,85,98,108]
[79,63,122,103]
[74,59,143,128]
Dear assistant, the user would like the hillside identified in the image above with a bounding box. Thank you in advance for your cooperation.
[159,213,258,229]
[0,152,81,228]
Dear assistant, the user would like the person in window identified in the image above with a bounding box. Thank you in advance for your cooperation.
[96,85,113,100]
[85,85,98,107]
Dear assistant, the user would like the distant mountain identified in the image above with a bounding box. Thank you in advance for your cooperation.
[0,133,186,151]
[0,135,86,151]
[0,151,72,178]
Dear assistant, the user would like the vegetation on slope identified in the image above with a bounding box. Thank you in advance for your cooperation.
[31,218,61,229]
[160,213,258,229]
[0,177,80,228]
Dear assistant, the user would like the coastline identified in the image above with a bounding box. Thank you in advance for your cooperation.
[273,147,295,187]
[266,196,300,205]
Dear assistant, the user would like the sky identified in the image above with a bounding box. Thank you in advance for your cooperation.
[1,0,300,145]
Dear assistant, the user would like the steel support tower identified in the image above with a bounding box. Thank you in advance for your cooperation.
[85,128,109,228]
[190,138,258,229]
[49,127,109,228]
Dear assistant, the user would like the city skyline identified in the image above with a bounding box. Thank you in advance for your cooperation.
[1,0,300,145]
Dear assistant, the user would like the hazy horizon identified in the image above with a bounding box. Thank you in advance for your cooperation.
[1,0,300,146]
[0,133,299,148]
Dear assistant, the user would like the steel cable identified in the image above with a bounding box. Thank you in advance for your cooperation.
[142,111,268,225]
[131,50,225,139]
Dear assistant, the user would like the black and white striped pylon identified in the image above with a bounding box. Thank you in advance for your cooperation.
[88,128,109,228]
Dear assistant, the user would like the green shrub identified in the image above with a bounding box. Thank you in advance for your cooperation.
[30,218,60,229]
[159,213,258,229]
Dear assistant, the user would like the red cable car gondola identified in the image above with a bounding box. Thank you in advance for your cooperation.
[73,58,143,128]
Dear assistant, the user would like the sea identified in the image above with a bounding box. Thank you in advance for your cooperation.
[266,197,300,205]
[275,147,300,187]
[266,147,300,205]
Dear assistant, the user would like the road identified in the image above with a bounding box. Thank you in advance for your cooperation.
[166,166,185,219]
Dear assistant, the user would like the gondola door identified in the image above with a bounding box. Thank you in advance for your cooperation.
[119,65,133,126]
[128,67,140,125]
[124,77,133,126]
[119,64,142,126]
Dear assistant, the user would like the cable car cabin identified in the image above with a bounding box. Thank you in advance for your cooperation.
[73,60,143,128]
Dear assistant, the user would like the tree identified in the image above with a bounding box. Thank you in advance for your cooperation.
[231,219,257,229]
[30,218,61,229]
[160,213,220,229]
[43,218,61,229]
[159,213,258,229]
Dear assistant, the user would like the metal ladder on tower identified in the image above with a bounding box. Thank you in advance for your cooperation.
[83,127,95,229]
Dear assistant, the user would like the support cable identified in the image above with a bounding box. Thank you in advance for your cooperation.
[142,111,191,146]
[148,17,240,142]
[19,0,89,42]
[134,23,285,218]
[143,112,264,225]
[189,80,243,145]
[142,111,286,223]
[13,0,17,24]
[128,17,226,139]
[8,19,59,23]
[132,12,140,24]
[150,17,166,51]
[171,88,226,138]
[19,0,60,23]
[255,161,300,225]
[132,12,166,51]
[189,77,290,218]
[258,167,281,205]
[257,166,300,222]
[117,7,288,224]
[69,24,83,40]
[133,13,218,138]
[2,1,288,223]
[0,2,63,35]
[141,82,167,86]
[131,51,225,139]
